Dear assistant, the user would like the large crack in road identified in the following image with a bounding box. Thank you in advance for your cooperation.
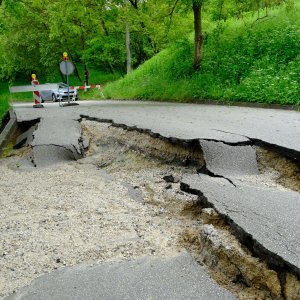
[80,119,300,299]
[1,102,300,299]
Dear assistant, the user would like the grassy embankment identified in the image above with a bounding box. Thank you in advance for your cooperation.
[0,83,10,127]
[104,3,300,105]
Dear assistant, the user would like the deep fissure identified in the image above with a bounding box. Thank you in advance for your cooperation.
[79,119,300,299]
[197,165,237,187]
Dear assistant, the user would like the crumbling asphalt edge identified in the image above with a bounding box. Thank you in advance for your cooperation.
[79,114,300,282]
[0,110,17,152]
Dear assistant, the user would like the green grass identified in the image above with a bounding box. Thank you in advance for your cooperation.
[104,3,300,106]
[0,83,10,127]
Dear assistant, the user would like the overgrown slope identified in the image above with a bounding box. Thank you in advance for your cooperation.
[104,4,300,105]
[0,83,10,127]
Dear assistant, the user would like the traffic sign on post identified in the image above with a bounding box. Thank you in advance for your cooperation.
[59,52,78,107]
[59,60,75,76]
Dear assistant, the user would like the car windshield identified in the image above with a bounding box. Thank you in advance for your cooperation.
[58,83,68,89]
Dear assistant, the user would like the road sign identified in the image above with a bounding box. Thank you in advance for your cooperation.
[60,60,74,75]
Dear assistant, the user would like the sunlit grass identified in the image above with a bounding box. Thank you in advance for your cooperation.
[104,3,300,106]
[0,83,10,126]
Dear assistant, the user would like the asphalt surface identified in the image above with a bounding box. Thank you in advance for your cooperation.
[10,100,300,294]
[13,100,300,156]
[181,174,300,276]
[199,140,259,177]
[6,252,235,300]
[31,117,83,167]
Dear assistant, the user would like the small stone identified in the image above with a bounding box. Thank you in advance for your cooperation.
[165,184,172,190]
[56,258,61,263]
[173,176,181,183]
[163,175,175,183]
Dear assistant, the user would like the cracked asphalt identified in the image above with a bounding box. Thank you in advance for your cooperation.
[181,174,300,276]
[6,252,235,300]
[14,101,300,155]
[7,100,300,297]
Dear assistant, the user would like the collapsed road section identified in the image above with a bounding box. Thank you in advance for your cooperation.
[6,117,86,169]
[1,102,299,299]
[80,119,300,299]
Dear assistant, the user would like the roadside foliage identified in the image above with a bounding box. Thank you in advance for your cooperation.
[104,1,300,105]
[0,0,299,106]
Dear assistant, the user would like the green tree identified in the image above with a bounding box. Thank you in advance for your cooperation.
[0,0,53,80]
[0,0,193,79]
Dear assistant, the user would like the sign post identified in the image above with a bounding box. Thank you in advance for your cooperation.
[59,52,78,107]
[31,74,44,108]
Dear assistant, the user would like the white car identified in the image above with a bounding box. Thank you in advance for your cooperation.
[40,83,79,102]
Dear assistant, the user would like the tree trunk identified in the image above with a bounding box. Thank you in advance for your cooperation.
[84,62,89,86]
[193,2,203,70]
[69,54,82,82]
[126,22,132,74]
[81,34,89,86]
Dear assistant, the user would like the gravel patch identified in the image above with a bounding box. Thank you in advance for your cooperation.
[0,147,199,298]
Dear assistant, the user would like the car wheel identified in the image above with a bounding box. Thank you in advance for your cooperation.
[52,94,57,102]
[41,98,45,103]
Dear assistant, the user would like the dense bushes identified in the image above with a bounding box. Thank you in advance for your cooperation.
[104,4,300,105]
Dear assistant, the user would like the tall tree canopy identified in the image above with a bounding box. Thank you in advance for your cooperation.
[0,0,285,81]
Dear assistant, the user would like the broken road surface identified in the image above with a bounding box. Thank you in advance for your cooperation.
[14,101,300,158]
[181,174,300,275]
[6,253,235,300]
[1,100,299,299]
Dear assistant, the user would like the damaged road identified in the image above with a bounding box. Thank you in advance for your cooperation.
[31,118,83,167]
[13,100,300,158]
[181,175,300,278]
[5,253,235,300]
[1,101,299,299]
[12,117,84,168]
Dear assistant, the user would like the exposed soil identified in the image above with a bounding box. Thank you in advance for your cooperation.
[256,147,300,192]
[0,120,299,299]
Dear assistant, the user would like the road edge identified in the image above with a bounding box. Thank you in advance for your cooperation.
[0,109,18,151]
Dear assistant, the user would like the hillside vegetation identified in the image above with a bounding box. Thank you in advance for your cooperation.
[0,0,299,127]
[104,3,300,105]
[0,83,9,126]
